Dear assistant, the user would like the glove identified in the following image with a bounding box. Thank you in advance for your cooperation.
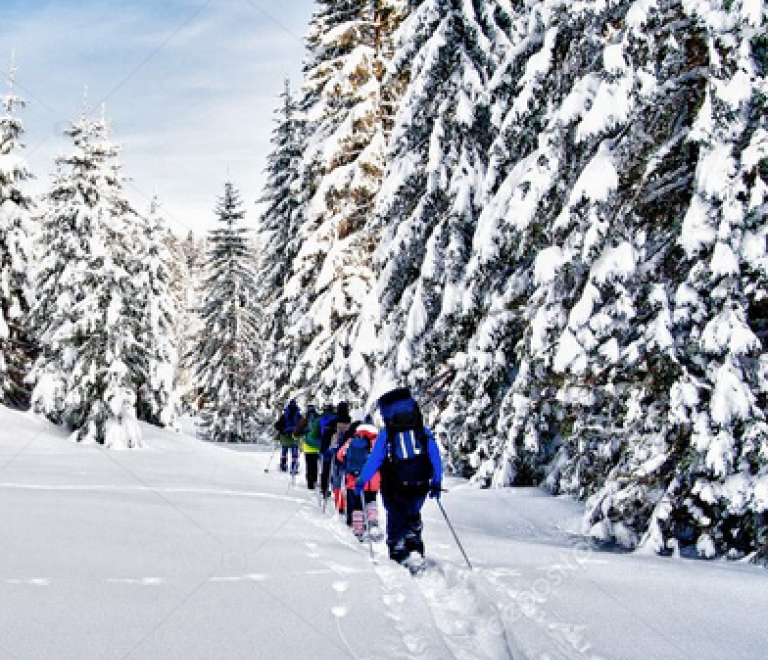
[354,478,364,498]
[429,483,442,500]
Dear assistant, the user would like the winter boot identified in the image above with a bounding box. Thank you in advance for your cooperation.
[389,539,408,564]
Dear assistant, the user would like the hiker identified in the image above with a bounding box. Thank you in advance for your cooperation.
[328,410,354,514]
[296,404,321,489]
[274,399,302,475]
[316,403,336,495]
[338,422,382,542]
[355,388,441,565]
[330,420,358,516]
[319,401,351,500]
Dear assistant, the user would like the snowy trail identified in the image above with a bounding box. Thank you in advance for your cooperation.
[1,411,767,660]
[422,487,768,660]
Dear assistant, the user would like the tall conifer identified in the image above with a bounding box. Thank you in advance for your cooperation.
[31,109,144,447]
[194,182,260,442]
[254,80,306,412]
[0,59,34,408]
[277,0,404,406]
[372,0,512,404]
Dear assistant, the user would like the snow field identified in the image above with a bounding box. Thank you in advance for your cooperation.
[1,408,767,660]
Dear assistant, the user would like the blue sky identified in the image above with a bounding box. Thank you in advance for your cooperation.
[0,0,316,234]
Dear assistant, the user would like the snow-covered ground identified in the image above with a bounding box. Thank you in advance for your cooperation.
[0,407,766,660]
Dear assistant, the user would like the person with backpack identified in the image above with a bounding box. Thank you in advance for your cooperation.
[296,404,321,489]
[319,401,351,501]
[338,422,382,542]
[354,388,441,566]
[274,399,302,475]
[330,420,359,517]
[316,403,336,494]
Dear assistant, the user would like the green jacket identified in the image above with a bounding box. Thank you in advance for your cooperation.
[276,432,299,448]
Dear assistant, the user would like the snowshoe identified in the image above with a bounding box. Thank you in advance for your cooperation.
[367,524,384,543]
[401,551,427,576]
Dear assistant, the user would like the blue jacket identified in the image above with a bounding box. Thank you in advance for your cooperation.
[357,427,442,489]
[318,412,338,453]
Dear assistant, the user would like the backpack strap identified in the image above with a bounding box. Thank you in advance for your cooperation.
[385,424,426,463]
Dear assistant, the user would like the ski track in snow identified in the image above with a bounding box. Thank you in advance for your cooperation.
[0,458,607,659]
[0,481,309,505]
[3,578,51,586]
[286,473,612,660]
[293,486,527,660]
[474,565,606,660]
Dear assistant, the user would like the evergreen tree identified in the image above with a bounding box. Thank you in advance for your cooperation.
[372,0,513,408]
[275,0,405,407]
[433,0,767,559]
[253,80,306,412]
[134,197,180,428]
[0,59,35,408]
[175,230,206,411]
[437,0,592,483]
[31,109,144,447]
[193,182,260,442]
[584,0,768,559]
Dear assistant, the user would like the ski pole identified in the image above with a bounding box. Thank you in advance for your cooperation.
[361,495,375,563]
[436,499,473,570]
[264,444,278,473]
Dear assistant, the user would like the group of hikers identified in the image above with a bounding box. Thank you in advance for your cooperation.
[273,387,442,567]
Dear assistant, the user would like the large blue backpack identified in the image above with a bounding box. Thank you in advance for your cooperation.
[378,388,432,494]
[345,435,371,477]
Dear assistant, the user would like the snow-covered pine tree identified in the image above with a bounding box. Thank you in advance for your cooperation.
[161,226,191,397]
[435,0,767,559]
[30,108,144,447]
[276,0,404,407]
[584,0,768,559]
[175,230,206,411]
[253,80,306,413]
[193,182,260,442]
[0,58,35,408]
[133,196,180,428]
[430,0,544,480]
[372,0,513,408]
[444,0,695,486]
[514,0,702,501]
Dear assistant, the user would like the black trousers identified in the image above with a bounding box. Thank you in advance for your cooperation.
[381,489,426,562]
[304,453,319,489]
[319,456,331,495]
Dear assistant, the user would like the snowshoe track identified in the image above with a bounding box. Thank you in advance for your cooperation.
[477,566,606,660]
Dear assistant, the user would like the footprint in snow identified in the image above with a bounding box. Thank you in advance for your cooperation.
[303,540,321,558]
[332,580,349,593]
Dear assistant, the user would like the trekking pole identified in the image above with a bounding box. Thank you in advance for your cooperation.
[361,496,376,563]
[264,444,278,473]
[436,499,473,570]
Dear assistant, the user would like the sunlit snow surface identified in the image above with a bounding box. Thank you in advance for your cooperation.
[0,407,766,660]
